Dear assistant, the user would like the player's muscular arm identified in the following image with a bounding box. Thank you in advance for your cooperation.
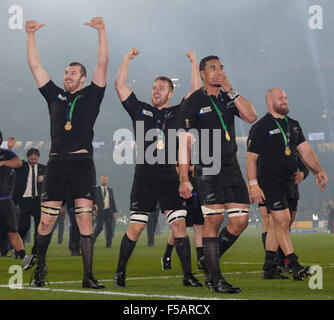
[115,48,139,102]
[25,20,50,88]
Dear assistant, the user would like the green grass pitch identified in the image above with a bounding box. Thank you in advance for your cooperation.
[0,228,333,300]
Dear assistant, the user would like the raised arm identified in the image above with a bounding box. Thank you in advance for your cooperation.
[297,141,328,191]
[184,51,202,99]
[84,17,109,87]
[25,20,50,88]
[115,48,139,102]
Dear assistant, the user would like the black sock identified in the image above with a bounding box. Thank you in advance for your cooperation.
[17,249,26,260]
[116,233,137,274]
[261,232,267,251]
[286,253,302,271]
[80,234,95,278]
[163,242,174,260]
[174,237,192,278]
[277,246,285,266]
[37,232,52,266]
[218,227,239,258]
[203,237,222,285]
[263,250,277,270]
[196,247,204,261]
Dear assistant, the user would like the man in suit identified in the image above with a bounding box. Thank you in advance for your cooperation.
[94,175,117,248]
[13,148,46,257]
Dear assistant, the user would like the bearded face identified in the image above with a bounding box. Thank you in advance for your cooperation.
[64,66,85,93]
[273,100,289,115]
[151,80,172,108]
[271,89,289,116]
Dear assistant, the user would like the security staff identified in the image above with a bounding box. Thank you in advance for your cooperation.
[25,17,108,289]
[179,55,257,294]
[94,175,118,248]
[114,48,202,288]
[246,87,328,281]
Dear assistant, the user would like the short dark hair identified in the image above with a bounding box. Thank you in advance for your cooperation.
[69,62,87,78]
[0,131,2,145]
[154,76,174,92]
[199,55,220,71]
[26,148,40,158]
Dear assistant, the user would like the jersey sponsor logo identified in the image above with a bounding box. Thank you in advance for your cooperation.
[141,109,153,118]
[269,129,281,135]
[199,106,212,115]
[57,94,67,101]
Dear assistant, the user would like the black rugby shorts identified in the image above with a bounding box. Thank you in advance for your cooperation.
[130,167,186,213]
[194,163,249,206]
[41,153,96,202]
[259,176,298,213]
[0,198,18,233]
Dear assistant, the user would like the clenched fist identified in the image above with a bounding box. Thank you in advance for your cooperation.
[127,48,140,60]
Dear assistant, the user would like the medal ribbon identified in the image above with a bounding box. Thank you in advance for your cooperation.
[66,96,78,124]
[208,96,229,137]
[153,110,167,142]
[273,116,290,149]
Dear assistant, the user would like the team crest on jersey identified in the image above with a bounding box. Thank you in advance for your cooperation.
[141,109,153,118]
[269,129,281,135]
[57,94,67,101]
[199,106,212,115]
[185,119,190,129]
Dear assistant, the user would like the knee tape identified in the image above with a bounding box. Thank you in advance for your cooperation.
[201,206,224,218]
[166,210,187,225]
[75,207,93,215]
[227,208,250,217]
[41,205,60,216]
[130,211,150,224]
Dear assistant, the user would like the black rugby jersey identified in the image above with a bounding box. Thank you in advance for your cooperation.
[0,149,17,199]
[180,87,240,166]
[39,80,105,155]
[122,92,181,168]
[247,113,305,179]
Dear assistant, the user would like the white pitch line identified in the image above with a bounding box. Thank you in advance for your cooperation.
[0,285,243,300]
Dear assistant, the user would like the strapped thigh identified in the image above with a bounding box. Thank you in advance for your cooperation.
[75,207,93,215]
[201,205,225,218]
[165,210,187,225]
[226,207,250,218]
[130,211,150,224]
[41,205,61,217]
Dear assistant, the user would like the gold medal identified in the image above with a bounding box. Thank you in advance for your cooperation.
[225,131,230,142]
[285,147,291,156]
[64,122,72,131]
[157,139,165,150]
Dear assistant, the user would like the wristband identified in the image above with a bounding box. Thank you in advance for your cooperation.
[249,180,258,186]
[227,88,240,101]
